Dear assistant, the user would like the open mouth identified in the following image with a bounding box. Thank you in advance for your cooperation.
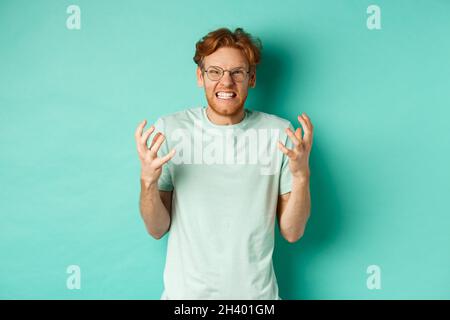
[215,91,237,100]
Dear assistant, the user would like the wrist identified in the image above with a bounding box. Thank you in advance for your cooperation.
[140,178,158,191]
[292,171,310,183]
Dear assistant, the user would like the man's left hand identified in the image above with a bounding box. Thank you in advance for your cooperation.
[277,113,314,179]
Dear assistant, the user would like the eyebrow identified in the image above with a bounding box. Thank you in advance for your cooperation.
[207,65,248,70]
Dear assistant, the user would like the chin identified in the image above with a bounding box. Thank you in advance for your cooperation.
[207,95,245,116]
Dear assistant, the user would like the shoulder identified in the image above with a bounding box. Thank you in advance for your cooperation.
[155,107,203,129]
[159,106,201,121]
[250,109,293,130]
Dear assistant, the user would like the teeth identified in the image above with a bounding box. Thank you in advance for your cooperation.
[216,92,236,99]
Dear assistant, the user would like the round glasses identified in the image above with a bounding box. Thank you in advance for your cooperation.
[202,66,250,83]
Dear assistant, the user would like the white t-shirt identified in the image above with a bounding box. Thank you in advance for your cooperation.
[150,106,294,299]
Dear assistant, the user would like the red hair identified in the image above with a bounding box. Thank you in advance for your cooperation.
[193,27,262,72]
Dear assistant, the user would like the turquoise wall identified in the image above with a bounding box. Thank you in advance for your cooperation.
[1,0,449,299]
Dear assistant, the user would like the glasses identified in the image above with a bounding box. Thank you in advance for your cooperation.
[202,66,250,83]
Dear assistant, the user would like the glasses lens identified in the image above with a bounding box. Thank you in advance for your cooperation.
[231,69,246,82]
[206,67,222,81]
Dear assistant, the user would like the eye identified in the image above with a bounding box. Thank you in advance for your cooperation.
[208,68,221,75]
[232,70,245,76]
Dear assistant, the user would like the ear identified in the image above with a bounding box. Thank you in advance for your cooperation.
[249,71,256,88]
[196,66,204,87]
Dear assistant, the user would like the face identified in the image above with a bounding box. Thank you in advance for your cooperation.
[196,47,256,117]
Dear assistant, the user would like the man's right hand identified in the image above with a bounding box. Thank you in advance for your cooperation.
[135,119,176,186]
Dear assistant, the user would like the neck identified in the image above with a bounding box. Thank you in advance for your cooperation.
[205,106,245,126]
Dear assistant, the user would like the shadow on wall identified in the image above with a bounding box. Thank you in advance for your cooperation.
[249,39,347,299]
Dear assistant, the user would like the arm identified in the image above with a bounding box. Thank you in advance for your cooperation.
[277,113,314,243]
[139,182,173,239]
[135,119,176,240]
[277,174,311,243]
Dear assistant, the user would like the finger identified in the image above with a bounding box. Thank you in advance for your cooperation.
[150,132,162,149]
[135,120,148,153]
[154,148,176,169]
[134,120,147,140]
[285,127,301,146]
[298,115,312,137]
[149,133,165,155]
[297,114,309,130]
[277,141,295,159]
[299,113,314,147]
[140,125,155,147]
[301,113,313,131]
[295,127,302,140]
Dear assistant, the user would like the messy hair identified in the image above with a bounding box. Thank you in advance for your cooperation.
[193,27,263,72]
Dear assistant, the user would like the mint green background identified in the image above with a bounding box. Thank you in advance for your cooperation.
[1,0,449,299]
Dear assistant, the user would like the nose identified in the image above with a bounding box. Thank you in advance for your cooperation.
[219,71,234,86]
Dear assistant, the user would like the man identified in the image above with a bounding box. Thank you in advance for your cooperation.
[134,27,313,300]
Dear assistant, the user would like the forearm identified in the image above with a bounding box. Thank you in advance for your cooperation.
[280,175,311,242]
[139,179,171,239]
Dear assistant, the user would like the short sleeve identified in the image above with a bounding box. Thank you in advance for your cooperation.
[148,117,174,191]
[278,122,294,195]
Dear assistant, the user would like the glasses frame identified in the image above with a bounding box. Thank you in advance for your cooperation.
[202,65,251,83]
